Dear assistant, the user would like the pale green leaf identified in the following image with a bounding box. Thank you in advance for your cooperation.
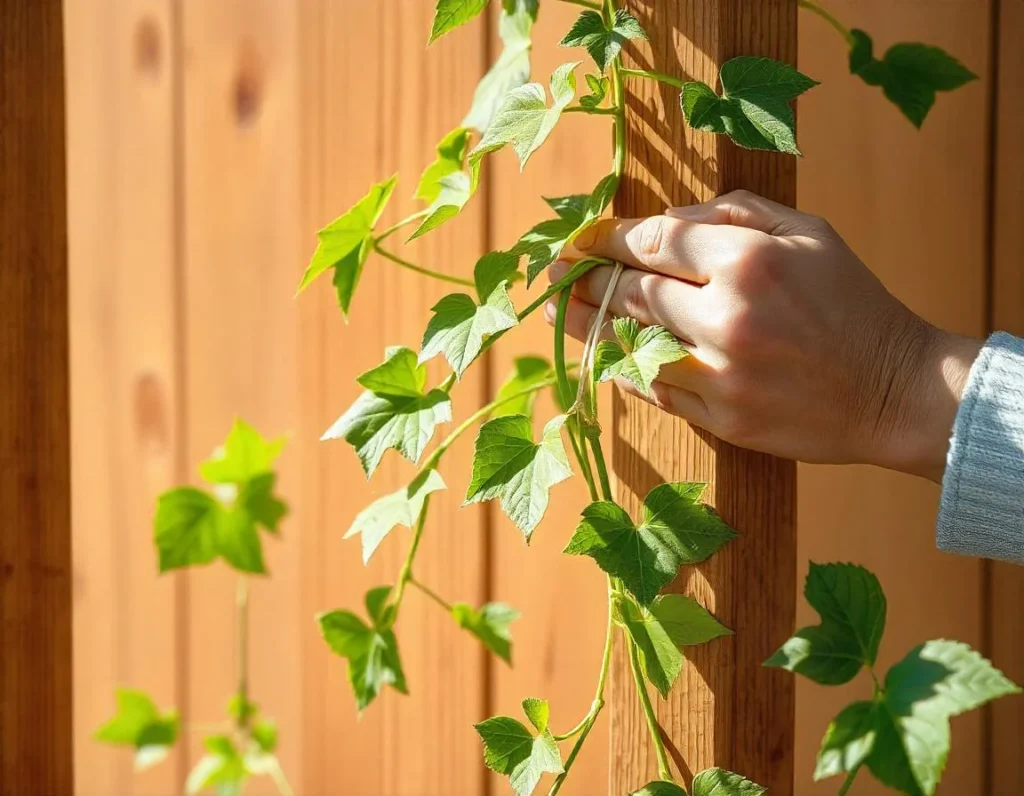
[492,356,553,420]
[618,597,684,698]
[476,700,564,796]
[564,482,737,606]
[580,73,609,109]
[199,419,285,485]
[465,414,573,540]
[764,562,886,685]
[849,30,977,128]
[464,8,534,133]
[322,347,453,477]
[813,701,876,781]
[252,719,277,754]
[297,176,397,318]
[630,783,688,796]
[594,317,686,396]
[345,470,447,564]
[411,128,481,240]
[154,487,220,572]
[692,768,766,795]
[681,57,818,154]
[649,593,732,647]
[186,735,247,794]
[430,0,489,43]
[472,62,580,170]
[95,688,179,772]
[559,9,647,72]
[452,601,519,664]
[416,127,472,203]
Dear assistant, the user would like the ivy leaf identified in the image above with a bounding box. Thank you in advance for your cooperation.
[297,175,397,318]
[465,414,573,540]
[464,7,534,133]
[692,768,767,795]
[617,596,684,697]
[492,356,553,420]
[813,701,877,782]
[199,418,285,485]
[764,562,887,685]
[476,699,564,796]
[681,57,818,155]
[318,587,409,711]
[419,252,519,378]
[630,784,688,796]
[345,469,447,564]
[512,173,619,285]
[849,30,977,128]
[411,128,481,240]
[564,482,737,607]
[452,601,520,664]
[251,719,278,754]
[594,317,686,396]
[95,688,179,771]
[559,9,648,73]
[864,640,1020,795]
[579,73,609,109]
[649,593,732,647]
[322,347,453,478]
[237,472,288,533]
[186,735,247,794]
[429,0,489,43]
[471,62,581,170]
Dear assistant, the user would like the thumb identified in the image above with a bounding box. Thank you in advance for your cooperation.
[666,189,812,237]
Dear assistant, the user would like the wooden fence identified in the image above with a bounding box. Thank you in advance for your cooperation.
[65,0,1021,794]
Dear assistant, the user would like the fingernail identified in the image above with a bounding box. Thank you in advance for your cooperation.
[543,299,557,322]
[574,226,598,250]
[548,259,569,282]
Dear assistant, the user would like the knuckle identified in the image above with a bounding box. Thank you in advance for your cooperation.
[620,272,649,319]
[630,217,681,267]
[730,235,781,289]
[724,188,757,206]
[716,302,757,351]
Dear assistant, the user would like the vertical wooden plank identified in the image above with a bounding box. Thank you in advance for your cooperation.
[177,1,305,791]
[298,2,490,793]
[487,4,613,793]
[798,1,992,793]
[0,0,73,791]
[610,2,798,793]
[989,0,1024,786]
[64,0,185,792]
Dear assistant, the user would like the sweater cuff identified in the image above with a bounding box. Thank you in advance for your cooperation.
[937,332,1024,564]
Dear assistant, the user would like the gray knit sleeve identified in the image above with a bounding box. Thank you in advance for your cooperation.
[937,332,1024,564]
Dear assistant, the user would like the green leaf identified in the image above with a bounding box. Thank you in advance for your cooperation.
[471,61,581,170]
[411,128,481,240]
[452,601,519,664]
[252,719,278,754]
[579,73,609,109]
[317,587,409,711]
[199,419,285,485]
[594,317,686,396]
[564,482,737,606]
[322,347,453,477]
[345,470,447,564]
[226,694,259,725]
[692,768,767,795]
[813,701,877,782]
[649,593,732,647]
[681,56,818,154]
[213,507,266,574]
[464,7,534,133]
[618,596,684,698]
[764,562,886,685]
[864,640,1020,795]
[476,699,564,796]
[186,735,247,794]
[848,30,977,128]
[419,252,519,378]
[512,173,619,285]
[559,9,647,73]
[297,175,397,318]
[429,0,489,43]
[492,356,554,420]
[95,688,179,771]
[465,414,573,540]
[237,472,288,533]
[630,783,688,796]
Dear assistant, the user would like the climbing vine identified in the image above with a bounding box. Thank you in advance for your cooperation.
[96,1,1017,795]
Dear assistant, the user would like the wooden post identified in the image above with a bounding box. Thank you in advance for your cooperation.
[0,0,74,792]
[610,1,797,792]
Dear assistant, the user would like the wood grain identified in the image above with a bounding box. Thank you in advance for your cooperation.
[64,1,185,792]
[610,2,798,793]
[0,0,74,791]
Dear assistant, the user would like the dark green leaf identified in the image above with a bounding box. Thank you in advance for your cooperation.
[237,472,288,534]
[95,688,179,771]
[559,9,647,72]
[154,487,220,572]
[345,470,446,564]
[580,73,610,108]
[452,601,520,664]
[465,414,573,540]
[649,593,732,647]
[492,356,554,420]
[322,347,453,477]
[691,768,766,795]
[465,8,534,133]
[594,317,686,396]
[813,701,877,782]
[430,0,489,43]
[681,57,818,154]
[630,783,688,796]
[476,699,564,796]
[564,482,737,606]
[618,596,684,697]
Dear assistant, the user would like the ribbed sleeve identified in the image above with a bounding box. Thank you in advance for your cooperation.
[937,332,1024,564]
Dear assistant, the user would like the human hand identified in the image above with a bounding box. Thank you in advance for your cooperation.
[545,190,982,482]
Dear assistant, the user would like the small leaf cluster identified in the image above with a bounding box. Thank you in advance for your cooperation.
[767,563,1021,795]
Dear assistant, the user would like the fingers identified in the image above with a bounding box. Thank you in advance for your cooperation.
[615,377,713,431]
[548,260,705,340]
[665,189,823,238]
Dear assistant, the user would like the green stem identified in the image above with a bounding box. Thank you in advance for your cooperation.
[628,635,674,782]
[588,434,614,501]
[619,67,687,90]
[564,105,617,116]
[558,0,602,8]
[391,495,432,613]
[373,210,429,245]
[268,758,297,796]
[410,577,453,613]
[236,577,250,736]
[374,245,475,288]
[837,766,859,796]
[798,0,855,46]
